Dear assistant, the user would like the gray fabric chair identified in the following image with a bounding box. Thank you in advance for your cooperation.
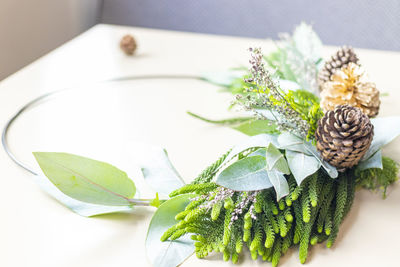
[101,0,400,51]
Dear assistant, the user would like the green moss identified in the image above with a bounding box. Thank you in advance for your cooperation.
[356,156,399,198]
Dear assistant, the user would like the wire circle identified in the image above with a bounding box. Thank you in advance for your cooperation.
[1,74,203,176]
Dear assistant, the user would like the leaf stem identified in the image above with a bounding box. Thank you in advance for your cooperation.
[127,198,167,206]
[187,111,252,125]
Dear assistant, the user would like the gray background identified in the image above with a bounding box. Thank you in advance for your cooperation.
[101,0,400,51]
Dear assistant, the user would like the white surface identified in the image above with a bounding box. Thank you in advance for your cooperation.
[0,24,399,267]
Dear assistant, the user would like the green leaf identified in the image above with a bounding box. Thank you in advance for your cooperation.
[248,148,289,198]
[146,194,194,267]
[200,71,243,87]
[216,156,272,191]
[33,152,136,206]
[278,132,338,178]
[363,117,400,160]
[265,49,297,82]
[303,143,337,178]
[140,147,185,197]
[187,111,252,125]
[358,150,383,171]
[222,134,280,166]
[186,111,254,126]
[264,51,283,77]
[249,148,267,157]
[265,143,290,174]
[266,170,289,200]
[285,150,320,185]
[277,132,312,155]
[33,174,133,217]
[232,119,278,136]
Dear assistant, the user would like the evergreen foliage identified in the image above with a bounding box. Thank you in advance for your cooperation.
[160,120,399,266]
[161,166,363,265]
[355,156,399,198]
[285,90,324,139]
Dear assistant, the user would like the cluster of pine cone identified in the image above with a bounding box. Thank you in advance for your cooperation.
[318,47,380,117]
[315,47,379,171]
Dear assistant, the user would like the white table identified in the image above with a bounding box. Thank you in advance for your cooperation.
[1,24,399,267]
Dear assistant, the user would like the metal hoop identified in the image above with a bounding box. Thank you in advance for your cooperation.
[1,74,202,176]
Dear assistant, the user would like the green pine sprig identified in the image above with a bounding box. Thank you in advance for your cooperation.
[161,147,399,266]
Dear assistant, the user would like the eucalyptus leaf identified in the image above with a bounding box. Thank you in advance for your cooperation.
[33,152,136,206]
[278,132,338,178]
[33,174,133,217]
[277,132,312,155]
[216,156,272,191]
[233,119,278,136]
[250,146,290,176]
[146,194,195,267]
[363,117,400,160]
[249,148,267,157]
[265,144,290,174]
[358,150,383,171]
[304,143,338,178]
[140,147,185,197]
[286,150,321,185]
[250,147,290,193]
[222,134,280,166]
[266,170,289,200]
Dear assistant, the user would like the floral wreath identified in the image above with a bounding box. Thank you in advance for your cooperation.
[4,23,399,267]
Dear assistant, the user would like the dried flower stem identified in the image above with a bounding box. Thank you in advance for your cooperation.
[239,48,310,138]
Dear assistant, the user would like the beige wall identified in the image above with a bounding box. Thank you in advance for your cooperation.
[0,0,101,80]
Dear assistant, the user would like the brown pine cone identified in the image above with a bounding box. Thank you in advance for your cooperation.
[318,46,359,87]
[315,105,374,171]
[320,63,380,118]
[120,34,137,55]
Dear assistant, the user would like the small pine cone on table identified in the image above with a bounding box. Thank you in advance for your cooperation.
[320,62,380,118]
[120,34,137,55]
[315,105,374,171]
[318,46,359,87]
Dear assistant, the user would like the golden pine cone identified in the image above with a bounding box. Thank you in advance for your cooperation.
[120,34,137,55]
[315,105,374,171]
[320,63,380,117]
[318,46,359,87]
